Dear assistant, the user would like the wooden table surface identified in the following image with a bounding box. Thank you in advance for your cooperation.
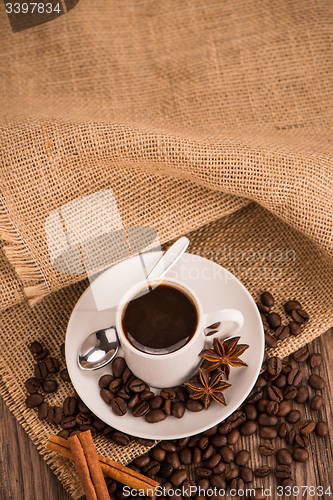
[1,329,332,500]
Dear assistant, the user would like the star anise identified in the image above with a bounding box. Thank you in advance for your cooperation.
[184,367,231,409]
[200,336,249,380]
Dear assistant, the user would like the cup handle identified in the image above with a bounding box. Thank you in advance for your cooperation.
[203,309,244,341]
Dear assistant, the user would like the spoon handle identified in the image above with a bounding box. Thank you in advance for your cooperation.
[147,237,190,280]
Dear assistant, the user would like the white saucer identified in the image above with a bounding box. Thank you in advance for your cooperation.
[65,252,264,439]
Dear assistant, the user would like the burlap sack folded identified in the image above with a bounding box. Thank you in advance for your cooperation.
[1,203,333,499]
[1,0,333,307]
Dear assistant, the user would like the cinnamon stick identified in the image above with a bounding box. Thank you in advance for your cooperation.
[68,431,110,500]
[47,434,158,497]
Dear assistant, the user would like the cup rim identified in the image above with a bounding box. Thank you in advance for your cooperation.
[115,277,204,359]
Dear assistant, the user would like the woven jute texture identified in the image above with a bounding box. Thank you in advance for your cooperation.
[1,0,333,498]
[1,204,333,499]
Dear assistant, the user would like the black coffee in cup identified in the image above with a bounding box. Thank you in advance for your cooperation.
[122,283,198,354]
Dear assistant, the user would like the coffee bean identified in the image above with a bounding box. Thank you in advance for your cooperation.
[202,425,218,437]
[274,325,290,340]
[274,465,291,478]
[267,312,281,329]
[112,431,130,446]
[278,422,289,439]
[143,460,160,476]
[265,333,277,348]
[227,410,246,428]
[227,429,240,445]
[132,401,150,417]
[276,448,293,465]
[134,455,150,468]
[34,349,49,361]
[219,445,234,463]
[295,434,309,448]
[122,368,132,386]
[277,400,292,417]
[225,467,239,482]
[255,466,271,478]
[282,360,292,374]
[316,421,328,437]
[24,377,40,394]
[149,396,164,409]
[111,398,127,417]
[245,387,262,404]
[291,309,309,324]
[283,385,298,400]
[261,291,274,307]
[160,388,176,400]
[172,401,185,419]
[170,469,188,487]
[193,447,202,464]
[309,352,322,368]
[57,430,70,439]
[287,428,296,445]
[159,463,174,478]
[259,426,277,440]
[160,441,178,452]
[202,444,214,460]
[258,442,275,456]
[308,374,325,390]
[274,374,287,389]
[298,420,316,434]
[76,412,92,426]
[179,447,192,465]
[34,361,48,379]
[38,402,48,420]
[129,378,146,393]
[293,346,309,363]
[100,389,115,404]
[210,434,227,448]
[188,435,200,448]
[45,357,60,374]
[92,418,105,432]
[265,400,279,415]
[128,393,139,409]
[287,368,303,386]
[186,400,204,412]
[198,436,209,450]
[61,416,77,429]
[210,474,227,489]
[178,436,190,447]
[42,379,58,393]
[102,426,115,439]
[140,390,155,401]
[109,378,123,393]
[60,369,71,382]
[240,420,257,436]
[281,478,294,488]
[195,466,213,478]
[206,453,221,468]
[267,385,283,402]
[258,413,278,427]
[295,386,309,404]
[243,404,258,421]
[230,477,245,493]
[135,437,155,447]
[99,375,114,389]
[116,391,131,401]
[235,450,250,467]
[218,422,232,434]
[257,302,270,314]
[145,409,167,423]
[286,409,301,424]
[240,467,253,483]
[289,322,301,336]
[267,356,282,377]
[284,300,301,314]
[53,406,63,425]
[25,393,44,408]
[175,386,188,402]
[256,399,268,412]
[112,357,127,378]
[212,461,226,475]
[292,447,309,463]
[29,341,43,354]
[196,477,209,492]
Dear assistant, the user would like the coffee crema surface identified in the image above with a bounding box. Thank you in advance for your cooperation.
[122,284,198,354]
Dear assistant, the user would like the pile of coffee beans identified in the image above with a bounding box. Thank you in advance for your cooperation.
[99,357,210,423]
[24,341,154,447]
[257,292,309,351]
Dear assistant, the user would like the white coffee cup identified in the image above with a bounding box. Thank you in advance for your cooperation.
[115,277,244,388]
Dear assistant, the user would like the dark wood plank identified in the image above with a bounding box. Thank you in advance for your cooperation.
[0,329,332,500]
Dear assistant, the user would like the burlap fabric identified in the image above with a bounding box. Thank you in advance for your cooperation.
[1,0,333,498]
